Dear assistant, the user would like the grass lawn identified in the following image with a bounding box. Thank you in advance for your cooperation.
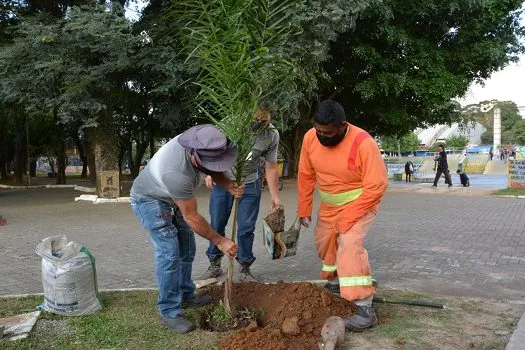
[492,188,525,196]
[0,288,522,350]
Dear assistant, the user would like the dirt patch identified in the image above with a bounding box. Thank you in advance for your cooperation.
[200,303,256,332]
[207,281,356,350]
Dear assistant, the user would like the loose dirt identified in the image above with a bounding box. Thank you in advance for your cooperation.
[208,281,356,350]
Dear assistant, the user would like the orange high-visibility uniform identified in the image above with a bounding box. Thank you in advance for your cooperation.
[298,123,388,302]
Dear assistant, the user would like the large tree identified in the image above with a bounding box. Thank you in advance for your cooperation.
[0,6,142,190]
[281,0,525,174]
[321,0,524,134]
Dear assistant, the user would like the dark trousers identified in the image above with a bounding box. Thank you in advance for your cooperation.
[405,172,412,182]
[433,168,452,186]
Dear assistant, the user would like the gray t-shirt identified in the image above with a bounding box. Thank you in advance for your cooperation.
[228,125,280,184]
[130,136,203,203]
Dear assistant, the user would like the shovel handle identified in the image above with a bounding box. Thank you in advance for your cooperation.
[373,296,445,309]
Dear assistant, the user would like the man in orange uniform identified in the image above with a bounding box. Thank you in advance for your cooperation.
[298,100,388,331]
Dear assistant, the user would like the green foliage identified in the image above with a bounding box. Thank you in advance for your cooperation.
[463,100,523,144]
[167,0,299,181]
[381,133,420,153]
[210,300,235,326]
[320,0,525,136]
[507,119,525,145]
[0,6,139,127]
[445,135,469,149]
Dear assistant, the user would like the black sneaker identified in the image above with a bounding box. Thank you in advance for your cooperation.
[160,316,196,334]
[182,295,213,309]
[200,259,223,279]
[344,305,378,332]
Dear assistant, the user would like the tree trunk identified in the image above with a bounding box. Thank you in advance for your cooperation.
[0,132,8,181]
[132,141,148,178]
[118,146,125,174]
[85,128,97,185]
[30,159,37,177]
[14,125,25,184]
[47,156,55,176]
[56,142,67,184]
[92,113,120,196]
[72,129,88,179]
[0,157,7,181]
[280,105,313,178]
[81,155,88,178]
[149,135,155,159]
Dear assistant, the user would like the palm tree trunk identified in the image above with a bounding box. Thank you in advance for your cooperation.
[224,197,239,312]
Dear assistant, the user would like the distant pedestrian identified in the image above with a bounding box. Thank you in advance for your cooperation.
[456,169,470,187]
[489,147,494,161]
[404,161,414,183]
[0,215,6,226]
[432,145,452,188]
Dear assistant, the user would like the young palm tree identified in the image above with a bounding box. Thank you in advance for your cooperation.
[167,0,297,312]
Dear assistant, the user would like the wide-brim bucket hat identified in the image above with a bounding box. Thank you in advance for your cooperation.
[178,124,237,172]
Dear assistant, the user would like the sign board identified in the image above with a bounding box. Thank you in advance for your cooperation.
[508,160,525,189]
[99,170,120,198]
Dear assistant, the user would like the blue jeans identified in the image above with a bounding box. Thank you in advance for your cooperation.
[131,196,196,318]
[206,181,261,265]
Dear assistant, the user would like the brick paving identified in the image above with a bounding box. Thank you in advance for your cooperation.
[1,183,525,300]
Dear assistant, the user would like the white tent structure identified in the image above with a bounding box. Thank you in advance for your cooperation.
[415,122,486,147]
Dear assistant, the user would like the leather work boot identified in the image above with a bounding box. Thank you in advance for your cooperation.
[160,316,196,334]
[344,305,378,332]
[239,264,258,282]
[182,295,213,309]
[201,259,223,279]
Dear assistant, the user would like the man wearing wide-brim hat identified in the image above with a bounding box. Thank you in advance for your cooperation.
[130,124,244,334]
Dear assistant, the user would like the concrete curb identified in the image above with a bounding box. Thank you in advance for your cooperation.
[0,184,46,189]
[506,310,525,350]
[495,195,525,199]
[0,183,128,204]
[0,183,96,192]
[0,288,158,299]
[74,195,131,204]
[74,186,96,193]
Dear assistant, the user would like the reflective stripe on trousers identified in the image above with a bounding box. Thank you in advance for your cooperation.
[339,275,373,287]
[322,264,337,273]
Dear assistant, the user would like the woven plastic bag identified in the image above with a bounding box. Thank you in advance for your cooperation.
[36,235,102,316]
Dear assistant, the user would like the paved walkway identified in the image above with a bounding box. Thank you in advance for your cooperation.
[1,183,525,301]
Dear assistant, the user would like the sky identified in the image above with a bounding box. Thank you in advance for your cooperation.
[460,59,525,108]
[457,11,525,109]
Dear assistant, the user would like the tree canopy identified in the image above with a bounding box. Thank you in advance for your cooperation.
[380,133,421,153]
[0,0,524,183]
[320,0,525,136]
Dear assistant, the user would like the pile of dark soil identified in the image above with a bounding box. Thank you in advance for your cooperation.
[208,281,356,350]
